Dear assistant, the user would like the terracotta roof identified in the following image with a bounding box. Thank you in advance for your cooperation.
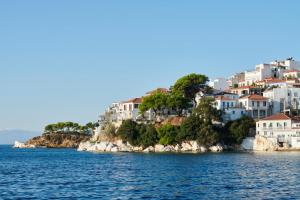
[261,113,291,121]
[265,79,286,83]
[284,69,300,73]
[231,86,259,90]
[123,98,142,104]
[146,88,169,95]
[215,96,236,101]
[239,94,268,101]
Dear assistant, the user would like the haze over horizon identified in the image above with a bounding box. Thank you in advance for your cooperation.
[1,0,300,133]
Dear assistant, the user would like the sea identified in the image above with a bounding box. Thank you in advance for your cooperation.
[1,145,300,199]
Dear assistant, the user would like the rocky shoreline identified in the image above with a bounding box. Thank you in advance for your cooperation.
[77,140,225,153]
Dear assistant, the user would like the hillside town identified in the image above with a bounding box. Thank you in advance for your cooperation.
[93,57,300,150]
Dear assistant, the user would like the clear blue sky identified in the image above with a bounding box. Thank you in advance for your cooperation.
[1,0,300,131]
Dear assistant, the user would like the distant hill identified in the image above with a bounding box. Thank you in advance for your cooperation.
[0,129,40,145]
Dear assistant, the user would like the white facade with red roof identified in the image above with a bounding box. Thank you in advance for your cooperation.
[256,113,300,148]
[238,94,270,119]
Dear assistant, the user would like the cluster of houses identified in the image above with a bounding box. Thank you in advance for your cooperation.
[96,57,300,148]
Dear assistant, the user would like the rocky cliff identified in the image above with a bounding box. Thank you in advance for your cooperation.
[23,132,91,148]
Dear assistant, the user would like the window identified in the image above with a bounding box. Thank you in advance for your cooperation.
[241,111,244,115]
[232,111,235,114]
[263,123,267,128]
[263,101,267,106]
[124,105,127,111]
[277,123,280,127]
[231,102,233,107]
[223,102,225,108]
[134,104,139,109]
[252,101,255,107]
[257,101,260,107]
[284,122,287,127]
[269,123,273,128]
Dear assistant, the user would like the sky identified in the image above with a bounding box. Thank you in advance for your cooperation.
[0,0,300,132]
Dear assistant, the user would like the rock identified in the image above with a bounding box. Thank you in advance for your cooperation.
[163,145,175,152]
[143,146,155,153]
[154,144,165,152]
[174,144,181,152]
[110,146,119,152]
[77,141,93,151]
[241,137,255,151]
[105,142,115,152]
[181,142,192,151]
[13,141,35,148]
[253,135,278,151]
[200,146,208,152]
[133,146,143,152]
[209,144,224,152]
[190,141,200,152]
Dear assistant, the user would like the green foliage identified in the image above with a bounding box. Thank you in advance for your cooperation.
[116,120,158,147]
[166,94,191,116]
[116,120,140,146]
[224,116,256,144]
[157,124,180,145]
[177,114,200,141]
[172,73,208,102]
[43,121,95,135]
[138,124,158,148]
[196,122,220,146]
[193,97,222,122]
[139,92,169,115]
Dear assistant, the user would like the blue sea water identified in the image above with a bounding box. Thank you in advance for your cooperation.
[1,145,300,200]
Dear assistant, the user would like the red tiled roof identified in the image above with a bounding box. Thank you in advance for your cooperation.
[231,86,259,90]
[215,96,236,101]
[261,113,291,121]
[284,69,300,73]
[123,98,142,104]
[239,94,268,101]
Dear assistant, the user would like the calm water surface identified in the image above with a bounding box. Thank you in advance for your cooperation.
[1,145,300,199]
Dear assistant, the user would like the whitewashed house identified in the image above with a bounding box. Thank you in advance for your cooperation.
[263,87,300,115]
[256,113,300,148]
[209,78,229,91]
[117,98,142,121]
[214,95,246,121]
[238,94,270,119]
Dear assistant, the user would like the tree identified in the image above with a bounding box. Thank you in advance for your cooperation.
[167,94,191,116]
[193,97,222,122]
[224,116,256,144]
[103,123,117,138]
[177,114,201,142]
[116,120,139,146]
[157,124,180,145]
[139,91,169,116]
[172,73,209,104]
[138,124,158,148]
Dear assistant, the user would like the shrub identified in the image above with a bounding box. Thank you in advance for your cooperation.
[138,124,158,148]
[116,120,139,146]
[177,114,200,142]
[157,124,180,145]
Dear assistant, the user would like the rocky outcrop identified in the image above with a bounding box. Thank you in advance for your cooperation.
[25,133,91,148]
[78,140,222,153]
[13,141,36,148]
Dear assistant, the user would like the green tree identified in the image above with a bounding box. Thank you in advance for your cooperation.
[157,124,180,145]
[103,123,117,138]
[139,91,169,116]
[193,97,222,122]
[167,94,191,116]
[224,116,256,144]
[172,73,209,104]
[177,114,201,142]
[138,124,158,148]
[116,120,139,146]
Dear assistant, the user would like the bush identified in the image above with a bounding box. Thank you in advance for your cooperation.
[138,124,158,148]
[196,122,220,146]
[103,123,116,138]
[157,124,180,145]
[116,120,139,146]
[177,114,200,142]
[224,116,256,145]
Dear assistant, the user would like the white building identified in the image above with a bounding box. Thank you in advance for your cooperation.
[209,78,229,91]
[214,95,246,121]
[263,87,300,115]
[256,113,300,148]
[238,94,270,119]
[283,70,300,79]
[117,98,142,121]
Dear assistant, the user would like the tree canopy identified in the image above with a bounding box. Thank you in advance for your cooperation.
[172,73,209,103]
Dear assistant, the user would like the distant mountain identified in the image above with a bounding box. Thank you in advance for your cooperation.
[0,129,40,145]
